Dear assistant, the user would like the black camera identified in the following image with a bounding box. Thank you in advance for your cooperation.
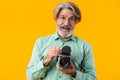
[57,46,71,68]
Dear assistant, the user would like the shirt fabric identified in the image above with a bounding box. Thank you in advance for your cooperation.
[26,33,97,80]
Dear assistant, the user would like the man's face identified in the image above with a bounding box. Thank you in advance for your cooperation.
[56,8,76,38]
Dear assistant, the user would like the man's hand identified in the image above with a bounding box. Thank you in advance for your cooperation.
[43,46,61,67]
[56,61,76,77]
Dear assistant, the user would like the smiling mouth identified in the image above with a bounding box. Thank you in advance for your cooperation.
[61,27,71,32]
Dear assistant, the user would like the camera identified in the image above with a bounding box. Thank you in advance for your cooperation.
[57,46,71,68]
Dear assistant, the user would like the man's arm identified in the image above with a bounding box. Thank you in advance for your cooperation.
[56,42,97,80]
[26,39,61,80]
[26,39,49,80]
[72,42,97,80]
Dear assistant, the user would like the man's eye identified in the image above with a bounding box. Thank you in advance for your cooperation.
[60,17,65,20]
[69,17,75,21]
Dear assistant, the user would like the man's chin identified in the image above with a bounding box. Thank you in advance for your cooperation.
[57,29,73,38]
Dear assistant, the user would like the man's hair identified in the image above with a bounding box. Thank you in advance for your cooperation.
[54,2,81,23]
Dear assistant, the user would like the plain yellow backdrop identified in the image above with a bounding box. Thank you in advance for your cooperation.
[0,0,120,80]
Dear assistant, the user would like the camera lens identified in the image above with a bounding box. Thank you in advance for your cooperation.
[59,56,70,68]
[56,46,71,68]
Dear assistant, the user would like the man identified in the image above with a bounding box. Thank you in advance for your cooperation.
[26,2,97,80]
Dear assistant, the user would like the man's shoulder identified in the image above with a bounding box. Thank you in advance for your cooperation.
[74,36,85,42]
[74,36,91,46]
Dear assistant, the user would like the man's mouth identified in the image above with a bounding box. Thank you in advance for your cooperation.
[61,27,71,32]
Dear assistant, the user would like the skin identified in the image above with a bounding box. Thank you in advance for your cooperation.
[56,8,76,40]
[43,8,77,77]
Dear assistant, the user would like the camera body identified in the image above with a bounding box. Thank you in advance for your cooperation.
[57,46,71,68]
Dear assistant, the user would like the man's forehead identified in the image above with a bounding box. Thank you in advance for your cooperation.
[58,8,75,17]
[59,15,75,18]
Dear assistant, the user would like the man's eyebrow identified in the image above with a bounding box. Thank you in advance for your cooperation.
[59,15,75,18]
[59,15,65,17]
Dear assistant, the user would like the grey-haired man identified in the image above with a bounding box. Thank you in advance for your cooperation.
[26,2,97,80]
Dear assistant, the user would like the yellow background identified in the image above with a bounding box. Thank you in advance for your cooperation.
[0,0,120,80]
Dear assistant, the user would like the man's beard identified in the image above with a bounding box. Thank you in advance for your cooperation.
[56,24,74,38]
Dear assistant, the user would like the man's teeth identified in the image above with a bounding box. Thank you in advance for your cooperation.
[62,27,70,29]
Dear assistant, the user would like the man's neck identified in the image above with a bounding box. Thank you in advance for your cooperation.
[57,33,72,41]
[59,35,72,41]
[61,37,69,41]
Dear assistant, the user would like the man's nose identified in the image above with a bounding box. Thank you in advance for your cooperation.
[64,19,70,26]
